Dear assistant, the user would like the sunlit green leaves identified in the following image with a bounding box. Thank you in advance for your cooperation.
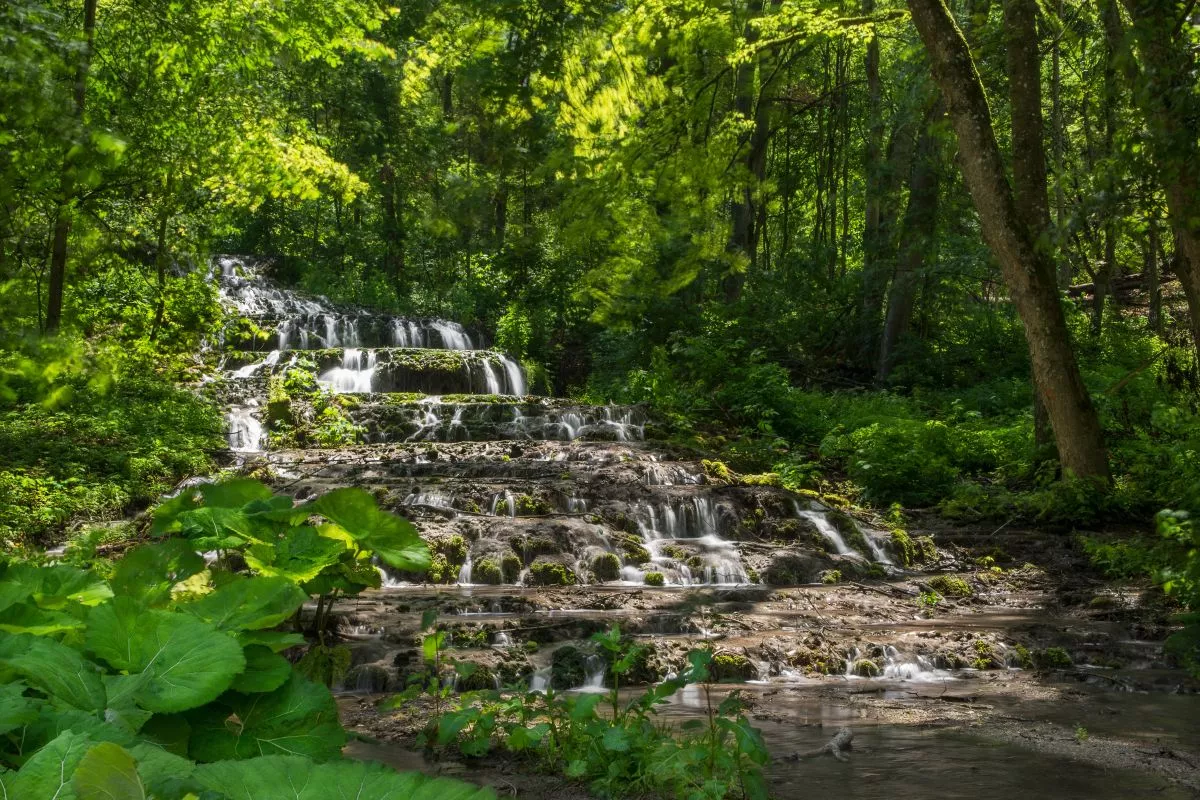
[86,598,245,713]
[0,634,106,711]
[309,487,429,571]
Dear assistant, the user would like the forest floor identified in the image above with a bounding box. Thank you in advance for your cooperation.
[332,520,1200,798]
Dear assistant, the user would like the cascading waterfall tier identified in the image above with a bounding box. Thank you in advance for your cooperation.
[213,256,898,594]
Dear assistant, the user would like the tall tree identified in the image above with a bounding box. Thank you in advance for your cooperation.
[1120,0,1200,355]
[906,0,1110,480]
[45,0,97,333]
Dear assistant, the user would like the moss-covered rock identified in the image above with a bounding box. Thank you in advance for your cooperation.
[643,571,665,587]
[851,659,880,677]
[473,558,502,585]
[592,553,621,582]
[702,459,735,484]
[455,663,498,692]
[551,645,592,689]
[1033,647,1072,669]
[710,652,757,682]
[527,559,577,586]
[763,553,821,586]
[342,664,393,693]
[927,575,972,597]
[500,554,523,583]
[820,569,842,585]
[740,472,782,487]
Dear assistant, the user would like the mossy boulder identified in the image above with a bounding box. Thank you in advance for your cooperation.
[592,553,622,582]
[472,558,502,585]
[643,572,665,587]
[740,472,782,487]
[551,645,593,689]
[527,559,577,586]
[851,659,881,678]
[455,664,498,692]
[927,575,972,597]
[500,554,523,583]
[710,652,758,682]
[342,664,393,693]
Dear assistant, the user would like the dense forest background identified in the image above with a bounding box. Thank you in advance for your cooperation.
[2,0,1199,578]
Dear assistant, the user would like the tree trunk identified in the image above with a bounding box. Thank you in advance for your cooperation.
[1050,0,1070,288]
[1092,0,1125,335]
[877,115,941,382]
[45,0,97,333]
[1120,0,1200,356]
[859,0,888,365]
[1004,0,1056,451]
[1144,203,1161,332]
[725,0,770,303]
[906,0,1110,481]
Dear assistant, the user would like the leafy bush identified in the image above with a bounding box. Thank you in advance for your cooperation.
[0,529,487,799]
[402,626,769,799]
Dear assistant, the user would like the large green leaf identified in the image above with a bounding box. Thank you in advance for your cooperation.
[180,575,306,632]
[193,756,496,800]
[199,478,274,508]
[2,730,91,800]
[308,488,429,571]
[244,526,346,583]
[0,633,106,711]
[0,682,39,736]
[230,646,292,693]
[149,489,201,536]
[87,598,245,713]
[187,674,346,762]
[0,564,109,614]
[110,540,205,607]
[237,630,306,652]
[0,602,84,635]
[73,742,146,800]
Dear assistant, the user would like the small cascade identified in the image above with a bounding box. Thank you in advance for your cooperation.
[793,504,853,556]
[490,491,518,517]
[457,552,474,585]
[502,355,527,396]
[317,348,377,393]
[633,497,748,585]
[528,667,551,693]
[402,492,456,511]
[227,403,265,451]
[576,655,607,693]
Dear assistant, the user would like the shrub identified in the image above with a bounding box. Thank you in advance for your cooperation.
[643,571,665,587]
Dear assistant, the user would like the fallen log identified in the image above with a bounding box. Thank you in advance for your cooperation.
[779,727,854,762]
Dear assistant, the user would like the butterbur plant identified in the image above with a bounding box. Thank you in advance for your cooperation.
[0,535,492,799]
[152,478,430,642]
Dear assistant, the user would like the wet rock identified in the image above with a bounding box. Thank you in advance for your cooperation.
[551,645,592,689]
[343,664,394,693]
[764,553,824,586]
[711,651,759,682]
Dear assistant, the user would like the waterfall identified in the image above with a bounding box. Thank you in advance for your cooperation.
[500,355,527,396]
[227,405,265,451]
[432,320,473,350]
[793,505,853,555]
[317,348,377,393]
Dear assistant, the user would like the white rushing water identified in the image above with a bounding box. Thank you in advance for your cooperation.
[632,497,748,585]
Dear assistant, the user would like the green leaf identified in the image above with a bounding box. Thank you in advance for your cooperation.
[602,725,630,752]
[111,541,205,607]
[0,603,84,635]
[187,674,346,762]
[181,575,306,632]
[0,633,106,711]
[150,490,201,536]
[308,488,430,571]
[6,731,91,799]
[244,526,346,583]
[0,682,39,736]
[199,479,274,508]
[73,742,146,800]
[193,756,496,800]
[87,598,245,712]
[237,630,306,652]
[230,646,292,693]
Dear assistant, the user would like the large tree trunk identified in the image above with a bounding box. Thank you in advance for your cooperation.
[906,0,1110,480]
[1120,0,1200,356]
[1004,0,1056,451]
[45,0,97,333]
[877,116,941,382]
